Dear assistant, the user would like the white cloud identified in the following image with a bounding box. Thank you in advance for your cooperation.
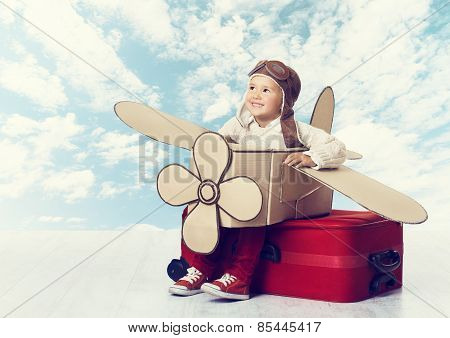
[0,4,15,25]
[0,53,68,110]
[0,139,28,179]
[423,131,450,147]
[4,0,161,112]
[91,127,105,136]
[66,217,87,224]
[203,83,241,122]
[36,215,87,225]
[98,181,140,199]
[74,151,88,162]
[73,0,175,46]
[92,131,139,166]
[336,122,428,194]
[74,0,259,121]
[105,28,122,51]
[166,13,249,60]
[417,165,450,227]
[336,120,449,230]
[0,139,37,198]
[129,223,165,232]
[212,0,293,17]
[0,112,87,200]
[2,112,84,160]
[178,61,248,121]
[42,169,95,203]
[0,113,39,137]
[92,130,166,167]
[38,216,64,223]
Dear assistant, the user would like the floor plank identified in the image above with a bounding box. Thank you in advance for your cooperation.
[0,226,448,318]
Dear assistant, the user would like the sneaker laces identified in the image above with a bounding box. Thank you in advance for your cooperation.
[217,273,237,287]
[180,267,203,284]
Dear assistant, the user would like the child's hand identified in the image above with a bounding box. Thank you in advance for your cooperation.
[283,152,317,168]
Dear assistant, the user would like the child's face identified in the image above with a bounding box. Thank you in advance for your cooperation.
[245,75,283,124]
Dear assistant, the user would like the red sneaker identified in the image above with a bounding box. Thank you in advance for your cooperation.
[169,267,207,296]
[201,273,250,300]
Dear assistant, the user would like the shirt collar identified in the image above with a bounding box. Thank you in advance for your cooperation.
[249,116,281,129]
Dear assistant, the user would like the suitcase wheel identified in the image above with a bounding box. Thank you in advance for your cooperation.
[369,250,401,293]
[167,257,190,282]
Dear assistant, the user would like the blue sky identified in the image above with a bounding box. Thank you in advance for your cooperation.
[0,0,448,230]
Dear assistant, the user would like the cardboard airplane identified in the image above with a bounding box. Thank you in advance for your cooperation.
[114,87,427,254]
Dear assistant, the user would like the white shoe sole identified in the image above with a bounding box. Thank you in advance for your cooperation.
[169,286,203,296]
[201,284,249,300]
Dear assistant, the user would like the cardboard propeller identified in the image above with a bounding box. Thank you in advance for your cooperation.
[114,101,208,149]
[157,132,263,254]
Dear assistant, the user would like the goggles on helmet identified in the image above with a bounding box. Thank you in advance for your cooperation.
[248,60,290,81]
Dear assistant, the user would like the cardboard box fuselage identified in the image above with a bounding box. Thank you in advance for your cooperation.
[188,143,333,228]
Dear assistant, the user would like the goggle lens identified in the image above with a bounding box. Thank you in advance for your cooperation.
[248,60,290,81]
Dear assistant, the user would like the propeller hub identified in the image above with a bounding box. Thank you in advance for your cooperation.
[198,180,220,205]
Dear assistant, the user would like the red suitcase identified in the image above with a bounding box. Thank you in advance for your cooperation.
[169,209,403,303]
[252,210,403,302]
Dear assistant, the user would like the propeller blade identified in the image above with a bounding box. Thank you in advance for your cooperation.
[114,101,209,150]
[292,165,427,224]
[183,203,219,254]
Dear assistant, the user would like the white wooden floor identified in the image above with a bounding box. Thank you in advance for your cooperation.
[0,226,448,318]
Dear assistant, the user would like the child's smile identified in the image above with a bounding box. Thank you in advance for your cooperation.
[245,75,283,127]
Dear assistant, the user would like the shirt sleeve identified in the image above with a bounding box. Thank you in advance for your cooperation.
[296,121,347,170]
[218,117,241,143]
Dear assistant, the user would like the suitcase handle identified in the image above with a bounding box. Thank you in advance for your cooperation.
[369,250,401,294]
[260,242,281,263]
[232,240,281,263]
[369,250,401,273]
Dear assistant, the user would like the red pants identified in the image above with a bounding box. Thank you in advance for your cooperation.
[181,211,266,285]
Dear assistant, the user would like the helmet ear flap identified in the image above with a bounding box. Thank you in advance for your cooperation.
[287,66,301,102]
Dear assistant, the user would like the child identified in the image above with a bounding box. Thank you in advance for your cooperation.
[169,60,347,300]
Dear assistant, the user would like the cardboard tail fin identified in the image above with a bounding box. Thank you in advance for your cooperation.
[310,87,334,133]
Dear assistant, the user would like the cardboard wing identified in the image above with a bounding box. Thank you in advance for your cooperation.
[292,165,428,224]
[114,101,207,149]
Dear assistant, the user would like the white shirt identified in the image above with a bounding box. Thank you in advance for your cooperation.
[218,115,347,170]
